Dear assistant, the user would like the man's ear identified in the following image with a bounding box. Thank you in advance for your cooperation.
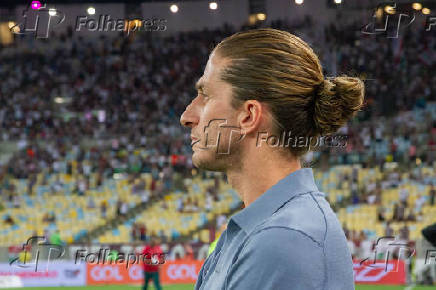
[238,100,263,135]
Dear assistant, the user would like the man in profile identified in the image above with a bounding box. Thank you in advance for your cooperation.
[180,28,364,289]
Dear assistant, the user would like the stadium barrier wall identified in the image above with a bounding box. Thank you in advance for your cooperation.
[86,259,204,285]
[353,259,406,285]
[0,258,407,286]
[0,261,86,287]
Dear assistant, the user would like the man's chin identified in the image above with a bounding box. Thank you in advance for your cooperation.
[192,152,226,172]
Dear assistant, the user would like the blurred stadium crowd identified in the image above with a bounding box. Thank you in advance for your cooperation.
[0,15,435,265]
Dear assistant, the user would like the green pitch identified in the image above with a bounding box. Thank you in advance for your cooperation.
[2,285,433,290]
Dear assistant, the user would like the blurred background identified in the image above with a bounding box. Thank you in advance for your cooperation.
[0,0,435,289]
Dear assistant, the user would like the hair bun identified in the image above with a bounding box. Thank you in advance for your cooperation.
[313,76,364,136]
[313,80,325,98]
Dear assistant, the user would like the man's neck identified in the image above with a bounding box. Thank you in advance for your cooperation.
[226,153,301,207]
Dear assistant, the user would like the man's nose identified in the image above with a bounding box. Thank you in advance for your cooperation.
[180,100,199,128]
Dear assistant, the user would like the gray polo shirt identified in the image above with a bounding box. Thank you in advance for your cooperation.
[195,168,354,290]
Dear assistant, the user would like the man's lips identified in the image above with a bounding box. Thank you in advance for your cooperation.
[191,136,200,146]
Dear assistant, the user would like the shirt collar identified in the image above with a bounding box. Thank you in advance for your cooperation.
[229,168,321,234]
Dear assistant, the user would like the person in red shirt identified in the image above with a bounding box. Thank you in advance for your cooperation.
[142,236,163,290]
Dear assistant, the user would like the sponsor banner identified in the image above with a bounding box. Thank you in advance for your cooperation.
[353,259,406,285]
[0,261,86,287]
[87,259,204,285]
[161,260,203,284]
[0,275,23,288]
[86,263,142,285]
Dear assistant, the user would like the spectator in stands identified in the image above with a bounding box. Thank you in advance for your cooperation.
[132,178,147,195]
[50,176,64,194]
[183,197,193,213]
[416,210,424,222]
[392,202,405,221]
[100,200,107,218]
[399,223,410,242]
[49,230,64,246]
[358,232,373,260]
[157,230,167,243]
[116,199,122,216]
[139,223,147,241]
[49,212,56,223]
[160,200,168,210]
[342,223,350,238]
[87,196,96,209]
[12,194,20,208]
[397,202,406,221]
[214,175,220,191]
[377,206,386,222]
[351,179,359,204]
[76,178,87,196]
[191,199,199,212]
[140,189,150,204]
[374,186,382,205]
[346,231,356,259]
[366,190,376,205]
[415,194,427,213]
[131,223,139,241]
[399,186,409,207]
[4,215,14,226]
[429,185,436,206]
[142,236,163,290]
[406,208,416,222]
[176,196,184,212]
[120,200,129,216]
[385,221,394,237]
[42,212,56,223]
[42,213,50,223]
[205,193,212,212]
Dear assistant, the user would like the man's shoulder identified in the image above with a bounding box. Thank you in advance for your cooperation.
[255,191,329,246]
[247,225,324,250]
[229,226,325,285]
